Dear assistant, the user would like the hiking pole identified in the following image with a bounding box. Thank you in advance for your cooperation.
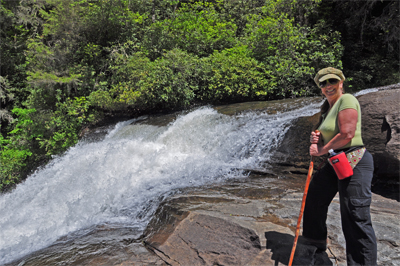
[288,156,314,266]
[288,134,318,266]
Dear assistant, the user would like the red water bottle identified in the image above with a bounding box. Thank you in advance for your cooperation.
[328,149,353,180]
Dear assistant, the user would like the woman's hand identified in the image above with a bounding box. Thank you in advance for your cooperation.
[310,131,321,144]
[309,130,322,156]
[310,143,323,157]
[308,108,358,157]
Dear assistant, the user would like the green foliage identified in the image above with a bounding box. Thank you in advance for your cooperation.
[8,108,37,140]
[0,0,28,81]
[36,97,93,155]
[0,0,30,122]
[24,0,146,111]
[0,108,35,190]
[109,49,199,110]
[219,0,265,38]
[88,90,121,111]
[143,1,237,60]
[0,76,15,125]
[198,45,271,102]
[0,134,32,190]
[243,3,343,97]
[1,0,397,191]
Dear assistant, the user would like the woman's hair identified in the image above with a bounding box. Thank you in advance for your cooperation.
[313,99,329,131]
[313,82,345,130]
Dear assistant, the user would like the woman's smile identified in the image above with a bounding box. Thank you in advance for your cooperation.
[323,85,339,97]
[321,80,344,107]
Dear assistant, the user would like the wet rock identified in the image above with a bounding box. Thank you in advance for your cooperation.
[274,88,400,199]
[241,167,278,177]
[146,212,263,266]
[272,112,327,169]
[5,226,166,266]
[143,177,400,266]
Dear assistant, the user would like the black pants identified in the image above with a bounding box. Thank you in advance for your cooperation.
[303,150,377,265]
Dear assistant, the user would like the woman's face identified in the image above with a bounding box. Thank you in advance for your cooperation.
[320,79,343,99]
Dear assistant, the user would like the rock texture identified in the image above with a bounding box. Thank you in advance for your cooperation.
[147,212,263,266]
[7,88,399,266]
[144,177,400,266]
[143,88,400,266]
[5,226,166,266]
[274,88,400,199]
[358,88,400,179]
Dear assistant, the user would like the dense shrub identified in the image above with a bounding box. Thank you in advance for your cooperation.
[0,108,35,190]
[142,1,237,60]
[243,5,343,97]
[1,0,397,190]
[197,46,271,102]
[107,49,199,110]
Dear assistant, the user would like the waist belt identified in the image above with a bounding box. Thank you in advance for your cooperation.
[331,146,366,169]
[346,147,366,169]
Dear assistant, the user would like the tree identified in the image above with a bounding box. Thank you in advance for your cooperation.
[315,0,400,90]
[142,1,237,60]
[243,1,343,97]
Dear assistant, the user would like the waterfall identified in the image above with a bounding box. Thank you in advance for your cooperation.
[0,100,322,264]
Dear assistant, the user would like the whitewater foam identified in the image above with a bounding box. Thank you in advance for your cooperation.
[0,102,322,264]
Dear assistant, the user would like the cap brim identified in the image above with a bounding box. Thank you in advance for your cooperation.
[319,74,341,82]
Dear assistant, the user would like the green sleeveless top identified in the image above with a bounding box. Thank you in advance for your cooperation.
[318,94,364,149]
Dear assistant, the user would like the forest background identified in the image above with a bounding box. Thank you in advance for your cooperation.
[1,0,399,191]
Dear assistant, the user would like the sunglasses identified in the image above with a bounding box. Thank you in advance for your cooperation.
[319,78,340,88]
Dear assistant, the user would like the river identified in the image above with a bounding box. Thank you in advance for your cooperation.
[0,92,375,265]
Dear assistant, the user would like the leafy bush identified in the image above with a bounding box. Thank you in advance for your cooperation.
[0,138,32,190]
[0,108,35,190]
[143,1,237,60]
[36,97,94,156]
[0,97,96,190]
[1,0,396,191]
[109,49,199,110]
[243,5,343,97]
[197,45,271,102]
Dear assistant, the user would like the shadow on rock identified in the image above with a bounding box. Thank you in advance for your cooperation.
[265,231,333,266]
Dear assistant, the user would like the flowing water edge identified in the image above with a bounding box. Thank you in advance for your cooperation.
[0,92,376,265]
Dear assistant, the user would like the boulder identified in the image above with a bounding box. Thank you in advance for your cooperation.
[358,88,400,179]
[146,212,263,266]
[274,87,400,188]
[5,226,167,266]
[272,113,322,169]
[144,177,400,266]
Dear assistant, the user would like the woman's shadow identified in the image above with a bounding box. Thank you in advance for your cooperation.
[265,231,333,266]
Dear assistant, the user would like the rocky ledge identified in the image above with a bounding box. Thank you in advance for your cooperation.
[12,174,398,266]
[8,87,399,266]
[142,87,400,266]
[274,87,400,200]
[143,175,399,266]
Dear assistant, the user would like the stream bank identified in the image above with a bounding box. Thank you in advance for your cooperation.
[4,87,399,266]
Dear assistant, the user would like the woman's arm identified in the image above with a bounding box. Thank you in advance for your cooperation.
[310,108,358,156]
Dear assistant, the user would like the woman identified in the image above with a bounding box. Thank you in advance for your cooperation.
[302,67,377,265]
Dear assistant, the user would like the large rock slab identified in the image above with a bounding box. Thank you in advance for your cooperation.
[273,87,400,199]
[5,225,166,266]
[272,113,321,168]
[144,177,400,266]
[357,88,400,179]
[146,212,264,266]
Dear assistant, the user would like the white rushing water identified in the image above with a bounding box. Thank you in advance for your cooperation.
[0,102,323,264]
